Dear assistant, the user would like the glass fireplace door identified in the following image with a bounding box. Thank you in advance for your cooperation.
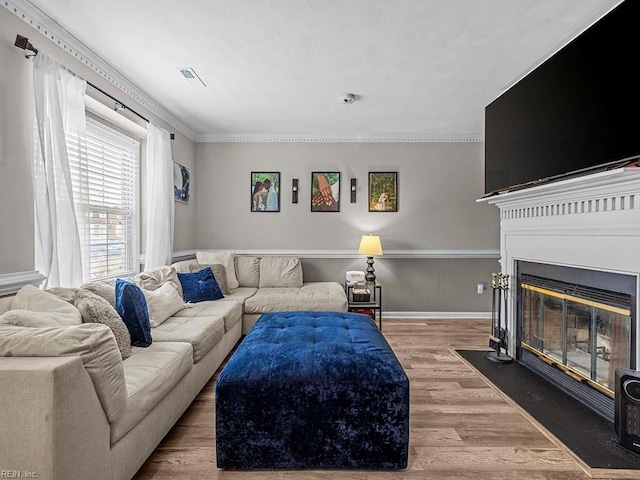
[521,282,631,395]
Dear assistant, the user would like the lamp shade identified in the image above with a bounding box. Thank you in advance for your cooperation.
[358,234,383,256]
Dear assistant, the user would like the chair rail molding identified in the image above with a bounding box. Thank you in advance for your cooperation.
[385,311,491,319]
[0,271,47,296]
[167,249,499,260]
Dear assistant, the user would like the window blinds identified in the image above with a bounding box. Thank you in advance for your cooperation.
[67,118,140,281]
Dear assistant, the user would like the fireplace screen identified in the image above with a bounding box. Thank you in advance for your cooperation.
[521,279,631,395]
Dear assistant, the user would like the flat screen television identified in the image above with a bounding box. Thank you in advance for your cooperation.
[484,0,640,195]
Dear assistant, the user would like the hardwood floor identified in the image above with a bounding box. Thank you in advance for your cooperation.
[133,319,600,479]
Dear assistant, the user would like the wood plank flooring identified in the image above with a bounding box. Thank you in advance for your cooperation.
[133,319,606,479]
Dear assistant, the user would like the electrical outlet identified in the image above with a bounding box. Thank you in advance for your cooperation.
[477,282,484,294]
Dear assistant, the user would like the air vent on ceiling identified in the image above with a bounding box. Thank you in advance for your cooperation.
[177,68,206,87]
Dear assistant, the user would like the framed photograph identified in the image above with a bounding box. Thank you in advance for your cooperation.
[369,172,398,212]
[173,161,190,203]
[251,172,280,212]
[311,172,341,212]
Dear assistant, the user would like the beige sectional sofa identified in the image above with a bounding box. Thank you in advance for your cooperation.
[0,254,347,480]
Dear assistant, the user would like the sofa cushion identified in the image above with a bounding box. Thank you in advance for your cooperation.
[11,285,82,326]
[115,280,152,348]
[0,296,13,315]
[135,265,183,298]
[111,341,193,443]
[171,299,242,333]
[0,323,127,424]
[142,282,186,328]
[0,309,75,327]
[196,250,239,289]
[178,268,224,303]
[244,282,348,314]
[258,257,303,288]
[152,314,225,363]
[46,286,79,304]
[170,259,200,273]
[82,279,117,307]
[189,263,229,295]
[235,256,260,288]
[220,287,258,310]
[74,289,132,360]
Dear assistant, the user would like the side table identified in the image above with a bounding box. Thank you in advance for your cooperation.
[345,282,383,330]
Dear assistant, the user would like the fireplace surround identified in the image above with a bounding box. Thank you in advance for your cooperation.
[480,167,640,421]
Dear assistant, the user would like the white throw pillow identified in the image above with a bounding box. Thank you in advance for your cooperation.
[196,250,239,289]
[11,285,82,326]
[135,265,184,298]
[143,282,186,328]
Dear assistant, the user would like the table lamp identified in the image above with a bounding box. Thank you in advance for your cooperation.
[358,234,383,283]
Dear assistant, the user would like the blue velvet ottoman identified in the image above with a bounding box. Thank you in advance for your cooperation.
[215,311,409,470]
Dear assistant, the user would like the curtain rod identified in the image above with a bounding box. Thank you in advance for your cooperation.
[14,34,175,140]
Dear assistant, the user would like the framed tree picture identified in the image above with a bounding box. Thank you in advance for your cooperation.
[311,172,341,212]
[369,172,398,212]
[251,172,280,212]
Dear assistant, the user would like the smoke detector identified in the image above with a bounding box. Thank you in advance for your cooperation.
[340,93,356,105]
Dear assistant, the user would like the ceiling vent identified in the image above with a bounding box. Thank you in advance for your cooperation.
[177,68,206,87]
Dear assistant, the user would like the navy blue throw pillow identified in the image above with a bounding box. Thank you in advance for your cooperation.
[115,279,152,347]
[178,267,224,303]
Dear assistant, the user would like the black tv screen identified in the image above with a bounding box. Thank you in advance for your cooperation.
[484,0,640,195]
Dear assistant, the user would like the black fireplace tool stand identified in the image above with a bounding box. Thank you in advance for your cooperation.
[487,272,513,364]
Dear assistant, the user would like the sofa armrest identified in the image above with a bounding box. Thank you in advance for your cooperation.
[0,357,111,480]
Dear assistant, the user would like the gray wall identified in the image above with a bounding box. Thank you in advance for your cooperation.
[195,142,500,313]
[195,142,498,250]
[0,7,196,275]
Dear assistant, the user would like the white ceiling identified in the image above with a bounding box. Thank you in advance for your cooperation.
[26,0,621,141]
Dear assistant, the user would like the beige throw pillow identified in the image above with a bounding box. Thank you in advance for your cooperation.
[259,257,304,288]
[196,250,239,289]
[142,282,186,328]
[12,285,82,326]
[188,263,229,295]
[74,289,132,360]
[0,323,127,424]
[135,265,184,298]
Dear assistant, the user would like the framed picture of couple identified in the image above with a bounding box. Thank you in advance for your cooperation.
[251,172,281,212]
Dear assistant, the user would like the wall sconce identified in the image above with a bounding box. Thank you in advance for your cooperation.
[292,178,299,203]
[351,178,357,203]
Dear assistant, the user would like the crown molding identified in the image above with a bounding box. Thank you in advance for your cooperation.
[3,0,196,141]
[194,133,484,143]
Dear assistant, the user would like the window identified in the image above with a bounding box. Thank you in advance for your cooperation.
[67,118,140,281]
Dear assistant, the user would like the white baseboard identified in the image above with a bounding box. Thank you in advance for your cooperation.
[384,311,492,319]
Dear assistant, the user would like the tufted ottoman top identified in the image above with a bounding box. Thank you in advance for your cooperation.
[215,310,409,469]
[217,311,406,387]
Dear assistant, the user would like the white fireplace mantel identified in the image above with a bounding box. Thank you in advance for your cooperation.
[478,167,640,365]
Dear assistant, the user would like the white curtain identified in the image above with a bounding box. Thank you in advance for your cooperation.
[144,123,174,270]
[32,52,87,288]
